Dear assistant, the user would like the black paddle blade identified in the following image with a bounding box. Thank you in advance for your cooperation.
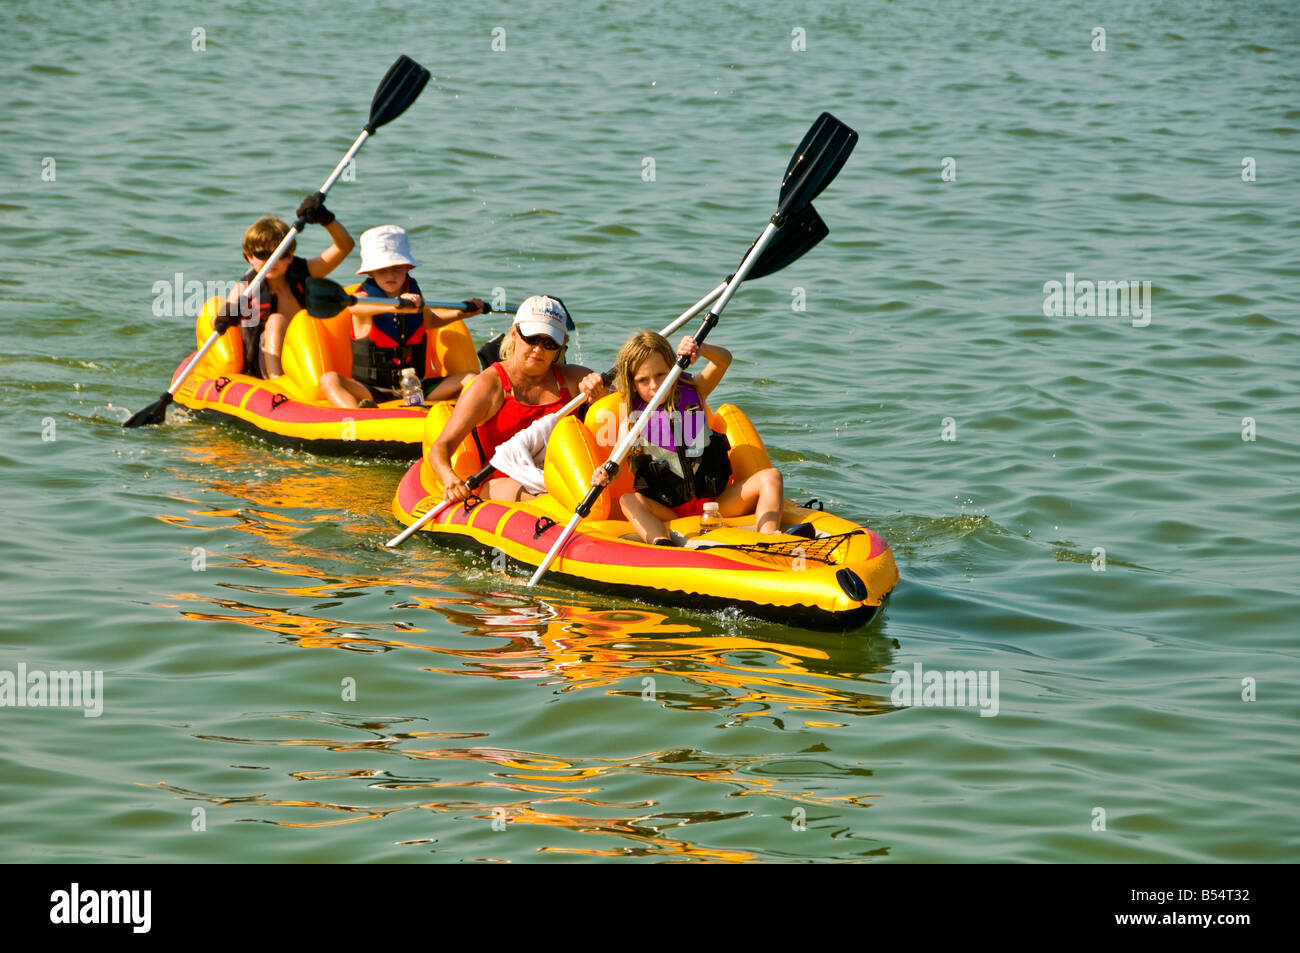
[304,276,353,317]
[747,204,829,280]
[366,55,431,133]
[123,392,173,428]
[775,112,858,223]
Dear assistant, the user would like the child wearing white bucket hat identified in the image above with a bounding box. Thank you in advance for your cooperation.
[318,225,490,408]
[356,223,423,274]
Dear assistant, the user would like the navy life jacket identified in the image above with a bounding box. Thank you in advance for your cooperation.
[350,275,427,391]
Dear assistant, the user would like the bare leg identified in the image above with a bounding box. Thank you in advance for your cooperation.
[427,373,477,403]
[319,372,371,409]
[319,372,354,407]
[620,491,678,544]
[485,476,539,502]
[717,467,784,534]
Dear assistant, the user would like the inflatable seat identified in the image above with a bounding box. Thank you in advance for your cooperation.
[195,296,244,376]
[542,415,624,521]
[417,400,486,497]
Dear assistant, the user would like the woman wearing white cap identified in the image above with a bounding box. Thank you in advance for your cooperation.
[319,225,489,408]
[431,295,607,503]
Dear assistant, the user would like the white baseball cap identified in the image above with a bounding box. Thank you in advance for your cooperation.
[356,225,421,274]
[512,295,571,344]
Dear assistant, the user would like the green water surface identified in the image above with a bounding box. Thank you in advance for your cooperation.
[1,0,1297,863]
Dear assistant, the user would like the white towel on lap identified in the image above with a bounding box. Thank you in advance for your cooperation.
[488,412,560,496]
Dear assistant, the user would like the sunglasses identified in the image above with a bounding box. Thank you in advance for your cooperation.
[518,331,561,351]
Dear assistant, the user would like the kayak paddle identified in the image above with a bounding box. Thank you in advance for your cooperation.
[526,113,857,587]
[383,202,828,549]
[304,276,507,318]
[124,54,431,428]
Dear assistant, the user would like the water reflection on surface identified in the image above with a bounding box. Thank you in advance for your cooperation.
[150,442,896,860]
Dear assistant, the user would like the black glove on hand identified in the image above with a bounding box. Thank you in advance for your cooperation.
[213,305,241,334]
[297,191,335,226]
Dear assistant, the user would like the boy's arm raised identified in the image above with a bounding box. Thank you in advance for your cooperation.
[309,219,355,276]
[296,193,355,277]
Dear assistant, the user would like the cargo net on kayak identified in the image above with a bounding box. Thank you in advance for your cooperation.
[696,529,863,565]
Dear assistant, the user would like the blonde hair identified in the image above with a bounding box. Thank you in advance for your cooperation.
[613,330,679,413]
[242,215,295,260]
[500,324,566,364]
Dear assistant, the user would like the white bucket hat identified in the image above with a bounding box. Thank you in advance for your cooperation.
[356,225,421,274]
[513,295,571,344]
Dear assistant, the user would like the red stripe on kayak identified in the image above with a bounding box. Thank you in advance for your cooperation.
[496,510,774,572]
[397,460,426,512]
[220,381,251,407]
[443,497,475,527]
[396,459,885,569]
[238,387,423,425]
[471,502,510,533]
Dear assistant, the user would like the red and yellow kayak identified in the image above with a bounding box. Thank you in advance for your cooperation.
[392,394,899,629]
[168,293,479,458]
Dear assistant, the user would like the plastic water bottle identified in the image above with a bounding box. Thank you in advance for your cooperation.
[699,501,721,531]
[400,368,425,407]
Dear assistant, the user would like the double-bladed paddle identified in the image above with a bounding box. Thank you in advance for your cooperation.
[525,113,857,587]
[124,55,431,428]
[303,276,509,318]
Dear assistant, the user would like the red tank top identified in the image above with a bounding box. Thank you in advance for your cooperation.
[474,362,573,464]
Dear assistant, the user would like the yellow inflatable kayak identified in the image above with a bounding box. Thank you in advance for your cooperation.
[167,293,479,458]
[392,394,899,628]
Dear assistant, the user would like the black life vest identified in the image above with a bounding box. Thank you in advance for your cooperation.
[629,379,732,509]
[350,275,427,391]
[238,255,310,379]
